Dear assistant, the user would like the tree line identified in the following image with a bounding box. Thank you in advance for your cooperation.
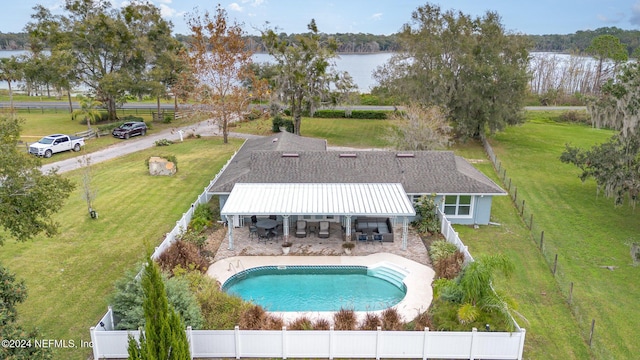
[528,27,640,56]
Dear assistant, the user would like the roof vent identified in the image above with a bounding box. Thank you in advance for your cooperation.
[272,138,278,142]
[282,153,299,158]
[396,153,415,158]
[339,153,357,158]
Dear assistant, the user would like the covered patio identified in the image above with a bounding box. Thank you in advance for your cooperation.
[220,183,416,251]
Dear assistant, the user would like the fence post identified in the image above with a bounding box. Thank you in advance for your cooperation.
[513,186,518,203]
[521,200,525,216]
[553,254,558,275]
[529,213,534,230]
[376,326,382,360]
[469,328,478,360]
[234,325,240,359]
[589,319,596,347]
[569,282,574,304]
[90,327,99,360]
[422,328,430,360]
[282,326,287,360]
[329,326,334,360]
[187,326,194,360]
[540,231,544,251]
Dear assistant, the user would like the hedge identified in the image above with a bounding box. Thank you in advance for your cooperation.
[282,109,389,120]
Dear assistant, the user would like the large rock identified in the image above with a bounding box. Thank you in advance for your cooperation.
[149,156,176,176]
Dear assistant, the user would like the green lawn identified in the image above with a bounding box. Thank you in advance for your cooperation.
[484,112,640,359]
[232,116,395,148]
[0,137,242,359]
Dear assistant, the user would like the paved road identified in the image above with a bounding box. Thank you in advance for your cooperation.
[36,104,586,174]
[41,120,260,174]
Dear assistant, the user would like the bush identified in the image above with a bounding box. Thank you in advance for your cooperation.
[239,304,267,329]
[111,269,204,330]
[271,115,294,133]
[559,110,590,125]
[313,109,345,118]
[411,311,433,330]
[380,308,404,330]
[429,240,459,263]
[333,308,357,330]
[289,316,313,330]
[434,251,465,279]
[263,315,285,330]
[122,115,145,123]
[154,138,174,146]
[359,313,381,330]
[188,203,214,234]
[412,195,440,235]
[312,318,331,330]
[173,266,252,330]
[157,241,209,275]
[350,110,388,119]
[243,108,263,121]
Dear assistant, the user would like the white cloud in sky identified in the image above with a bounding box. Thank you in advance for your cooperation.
[630,1,640,26]
[229,3,243,12]
[371,13,383,21]
[157,0,172,4]
[159,4,179,18]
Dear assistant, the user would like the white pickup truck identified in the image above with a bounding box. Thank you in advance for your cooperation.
[29,134,85,158]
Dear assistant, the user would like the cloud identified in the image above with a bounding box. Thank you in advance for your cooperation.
[631,1,640,26]
[371,13,383,21]
[159,4,179,18]
[597,12,625,24]
[156,0,172,4]
[228,3,243,12]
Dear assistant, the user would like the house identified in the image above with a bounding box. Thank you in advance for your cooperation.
[208,132,506,248]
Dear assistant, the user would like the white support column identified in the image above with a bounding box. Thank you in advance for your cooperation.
[283,215,290,239]
[402,216,409,250]
[226,215,234,250]
[345,215,352,240]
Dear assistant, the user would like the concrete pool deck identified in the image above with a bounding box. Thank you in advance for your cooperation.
[207,253,435,324]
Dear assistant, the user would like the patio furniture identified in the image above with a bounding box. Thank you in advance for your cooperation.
[251,215,258,225]
[270,224,282,242]
[318,221,330,238]
[373,233,384,244]
[256,226,272,243]
[295,220,307,238]
[269,215,277,220]
[357,232,368,243]
[249,224,258,240]
[256,219,277,231]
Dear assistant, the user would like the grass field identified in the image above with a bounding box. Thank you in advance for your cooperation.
[485,112,640,359]
[2,110,634,359]
[0,137,242,359]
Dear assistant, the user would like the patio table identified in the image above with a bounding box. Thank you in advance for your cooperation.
[255,219,277,230]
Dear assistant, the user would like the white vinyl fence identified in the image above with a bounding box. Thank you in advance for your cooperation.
[90,325,525,360]
[149,151,235,260]
[90,148,525,359]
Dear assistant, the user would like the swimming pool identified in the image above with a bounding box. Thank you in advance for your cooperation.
[222,265,407,312]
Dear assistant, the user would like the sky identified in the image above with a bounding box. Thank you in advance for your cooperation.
[1,0,639,36]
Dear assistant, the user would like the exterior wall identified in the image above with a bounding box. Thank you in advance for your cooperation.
[409,194,495,225]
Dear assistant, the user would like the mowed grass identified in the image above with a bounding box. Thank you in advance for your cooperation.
[0,137,242,359]
[232,116,395,148]
[486,112,640,359]
[454,142,591,359]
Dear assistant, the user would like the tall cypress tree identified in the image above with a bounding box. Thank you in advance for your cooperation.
[127,259,190,360]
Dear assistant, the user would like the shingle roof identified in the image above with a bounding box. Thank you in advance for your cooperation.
[209,133,505,195]
[209,132,327,193]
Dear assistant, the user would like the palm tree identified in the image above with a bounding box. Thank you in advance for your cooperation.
[72,95,102,132]
[0,56,23,113]
[434,254,524,331]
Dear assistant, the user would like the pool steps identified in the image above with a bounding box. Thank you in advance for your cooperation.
[367,262,409,289]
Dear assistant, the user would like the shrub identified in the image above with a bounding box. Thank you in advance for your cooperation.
[111,269,204,330]
[359,313,381,330]
[411,311,433,330]
[173,266,252,330]
[289,316,313,330]
[380,308,404,330]
[313,109,345,118]
[243,108,263,121]
[350,110,388,119]
[121,115,145,123]
[271,115,294,133]
[188,203,214,234]
[412,195,440,235]
[434,251,465,279]
[312,318,331,330]
[163,113,174,123]
[263,315,285,330]
[429,240,459,263]
[333,308,357,330]
[559,110,590,124]
[155,138,174,146]
[239,304,267,329]
[157,241,209,275]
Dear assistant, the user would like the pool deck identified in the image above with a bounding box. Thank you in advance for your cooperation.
[207,253,435,324]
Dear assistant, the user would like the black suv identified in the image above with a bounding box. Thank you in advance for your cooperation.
[112,122,148,139]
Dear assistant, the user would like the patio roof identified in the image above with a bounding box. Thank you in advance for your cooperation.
[220,183,416,217]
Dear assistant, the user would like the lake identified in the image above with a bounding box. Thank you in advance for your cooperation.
[0,50,393,93]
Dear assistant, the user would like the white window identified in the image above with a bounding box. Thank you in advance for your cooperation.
[443,195,473,217]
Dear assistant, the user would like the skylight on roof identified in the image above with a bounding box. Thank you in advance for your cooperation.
[281,153,299,158]
[339,153,357,158]
[396,153,415,158]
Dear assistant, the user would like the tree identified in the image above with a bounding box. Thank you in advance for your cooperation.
[181,5,257,144]
[0,263,52,359]
[127,259,191,360]
[0,115,75,244]
[387,104,452,150]
[0,56,23,111]
[27,1,176,120]
[434,254,521,331]
[262,19,346,135]
[374,3,530,139]
[72,95,102,131]
[586,34,628,92]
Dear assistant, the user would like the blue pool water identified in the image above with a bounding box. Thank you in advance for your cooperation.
[222,266,406,312]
